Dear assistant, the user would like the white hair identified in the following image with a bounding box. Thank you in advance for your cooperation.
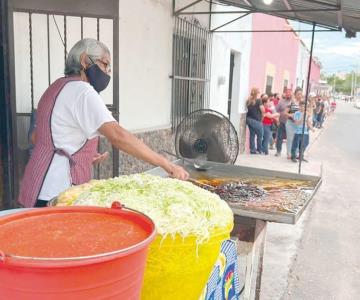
[64,38,110,76]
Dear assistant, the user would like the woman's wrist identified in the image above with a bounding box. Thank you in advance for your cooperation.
[156,155,173,172]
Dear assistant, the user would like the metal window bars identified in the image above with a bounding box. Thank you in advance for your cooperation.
[171,17,212,131]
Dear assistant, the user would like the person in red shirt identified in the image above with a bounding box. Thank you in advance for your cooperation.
[261,95,279,155]
[331,99,337,112]
[273,93,280,106]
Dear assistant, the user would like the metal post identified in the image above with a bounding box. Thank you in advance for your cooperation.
[47,14,51,85]
[351,71,354,98]
[29,13,34,110]
[0,0,16,208]
[112,11,120,177]
[352,65,358,99]
[208,0,212,31]
[299,22,315,174]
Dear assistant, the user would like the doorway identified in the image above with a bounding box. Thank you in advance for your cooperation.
[265,75,274,95]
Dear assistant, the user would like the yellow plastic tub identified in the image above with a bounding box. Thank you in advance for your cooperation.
[141,223,233,300]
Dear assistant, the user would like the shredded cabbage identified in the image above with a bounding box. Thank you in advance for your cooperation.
[71,174,233,243]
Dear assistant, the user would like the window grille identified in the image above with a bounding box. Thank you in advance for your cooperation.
[171,17,212,130]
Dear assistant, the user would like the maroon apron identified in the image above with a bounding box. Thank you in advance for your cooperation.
[18,77,99,208]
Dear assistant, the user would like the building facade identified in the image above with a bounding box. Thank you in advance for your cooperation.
[1,0,322,208]
[249,14,299,95]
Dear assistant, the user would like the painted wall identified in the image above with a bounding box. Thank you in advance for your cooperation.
[296,42,310,91]
[309,59,321,90]
[249,14,299,94]
[209,4,252,133]
[119,0,210,131]
[118,0,173,131]
[295,41,321,93]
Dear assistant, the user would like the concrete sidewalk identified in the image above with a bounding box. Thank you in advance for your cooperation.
[234,113,334,300]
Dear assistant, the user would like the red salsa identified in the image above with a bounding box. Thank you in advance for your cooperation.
[0,212,148,258]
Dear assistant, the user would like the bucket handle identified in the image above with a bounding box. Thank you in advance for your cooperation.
[0,250,7,265]
[111,201,124,209]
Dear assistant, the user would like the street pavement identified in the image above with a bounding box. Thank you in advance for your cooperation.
[283,102,360,300]
[236,101,360,300]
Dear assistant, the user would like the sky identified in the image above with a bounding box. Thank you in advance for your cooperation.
[290,22,360,75]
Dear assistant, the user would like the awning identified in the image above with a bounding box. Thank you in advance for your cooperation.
[216,0,360,36]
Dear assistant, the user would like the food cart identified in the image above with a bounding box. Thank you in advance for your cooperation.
[147,160,322,300]
[0,161,321,299]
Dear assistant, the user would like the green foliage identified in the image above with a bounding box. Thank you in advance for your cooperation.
[324,73,360,94]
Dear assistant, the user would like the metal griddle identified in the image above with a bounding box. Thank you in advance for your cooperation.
[146,159,322,224]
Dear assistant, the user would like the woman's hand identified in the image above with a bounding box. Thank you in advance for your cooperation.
[162,162,189,181]
[92,151,109,165]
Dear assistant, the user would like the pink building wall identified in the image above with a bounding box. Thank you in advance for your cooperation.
[249,14,299,94]
[310,59,321,90]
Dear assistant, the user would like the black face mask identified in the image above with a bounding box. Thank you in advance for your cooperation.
[85,63,110,93]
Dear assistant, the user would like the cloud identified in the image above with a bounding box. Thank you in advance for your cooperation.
[289,20,360,73]
[315,42,360,57]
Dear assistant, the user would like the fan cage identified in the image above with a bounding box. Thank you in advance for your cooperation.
[174,109,239,164]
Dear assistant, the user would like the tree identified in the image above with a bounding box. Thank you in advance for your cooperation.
[324,73,354,94]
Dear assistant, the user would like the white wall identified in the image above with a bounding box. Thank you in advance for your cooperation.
[296,42,309,92]
[118,0,211,132]
[13,1,252,136]
[209,4,252,132]
[13,13,114,113]
[118,0,173,131]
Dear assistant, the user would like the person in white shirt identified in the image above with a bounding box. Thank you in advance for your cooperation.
[19,38,189,207]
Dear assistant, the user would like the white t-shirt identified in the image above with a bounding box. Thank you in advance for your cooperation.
[38,81,115,201]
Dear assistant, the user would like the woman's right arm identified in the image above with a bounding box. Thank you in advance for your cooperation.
[98,121,189,180]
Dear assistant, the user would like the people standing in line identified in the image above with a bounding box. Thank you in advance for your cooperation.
[291,100,314,162]
[246,87,264,154]
[308,92,318,128]
[323,97,330,120]
[272,93,280,107]
[261,95,279,155]
[268,94,278,150]
[315,97,325,128]
[285,87,302,159]
[331,98,337,112]
[275,90,292,157]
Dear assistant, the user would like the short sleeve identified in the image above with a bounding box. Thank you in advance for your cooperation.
[294,111,301,121]
[72,87,116,139]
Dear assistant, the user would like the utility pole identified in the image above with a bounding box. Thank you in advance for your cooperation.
[353,64,360,101]
[351,70,354,98]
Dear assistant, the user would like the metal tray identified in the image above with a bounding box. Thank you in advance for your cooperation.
[146,160,322,224]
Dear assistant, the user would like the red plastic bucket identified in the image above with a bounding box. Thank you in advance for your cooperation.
[0,204,156,300]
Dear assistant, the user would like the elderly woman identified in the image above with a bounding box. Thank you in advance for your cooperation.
[18,38,189,208]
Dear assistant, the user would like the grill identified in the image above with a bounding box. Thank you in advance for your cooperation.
[146,160,322,224]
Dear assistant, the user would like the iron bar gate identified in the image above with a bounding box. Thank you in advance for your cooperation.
[5,0,119,206]
[171,17,212,130]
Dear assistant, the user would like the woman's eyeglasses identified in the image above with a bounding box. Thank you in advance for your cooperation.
[88,56,111,73]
